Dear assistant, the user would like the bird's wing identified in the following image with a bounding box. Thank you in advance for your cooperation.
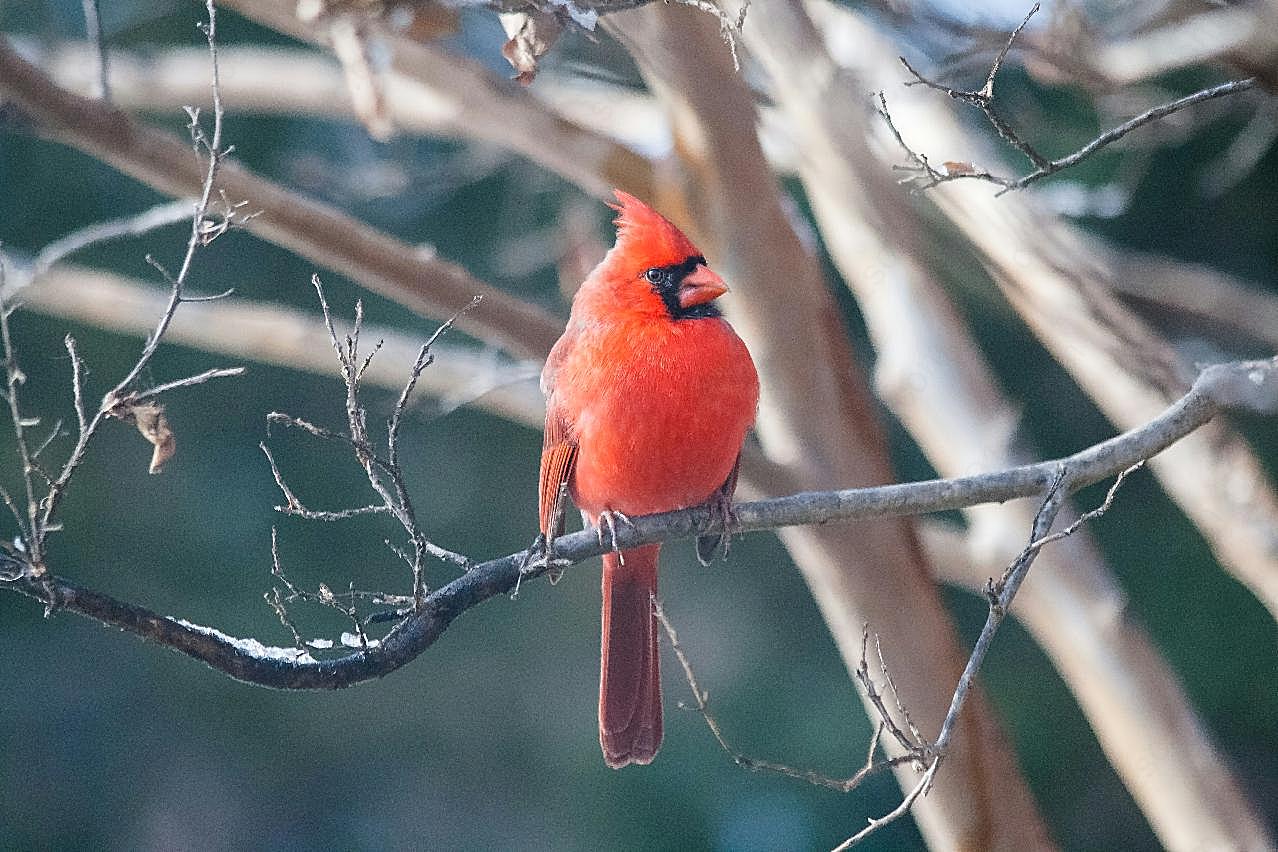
[538,326,579,536]
[540,324,573,397]
[539,402,578,537]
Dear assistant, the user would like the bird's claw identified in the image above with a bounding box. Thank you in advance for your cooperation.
[696,491,738,566]
[595,509,635,551]
[521,533,572,574]
[514,533,572,598]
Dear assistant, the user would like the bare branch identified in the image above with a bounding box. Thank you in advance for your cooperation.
[14,0,239,560]
[27,201,193,282]
[855,628,925,758]
[259,441,390,522]
[63,335,88,440]
[29,418,65,462]
[901,3,1049,171]
[3,357,1272,689]
[932,468,1071,756]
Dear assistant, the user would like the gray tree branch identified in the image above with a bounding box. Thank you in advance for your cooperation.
[4,357,1273,690]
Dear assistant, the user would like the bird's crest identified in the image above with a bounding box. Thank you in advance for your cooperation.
[608,190,700,268]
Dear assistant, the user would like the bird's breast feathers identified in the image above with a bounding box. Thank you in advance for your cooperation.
[553,317,758,517]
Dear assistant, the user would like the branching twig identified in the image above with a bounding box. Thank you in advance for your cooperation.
[266,527,376,652]
[130,367,247,402]
[880,3,1261,194]
[902,3,1048,171]
[855,628,925,760]
[262,278,475,636]
[260,441,389,521]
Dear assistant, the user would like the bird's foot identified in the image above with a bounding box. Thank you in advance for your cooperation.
[696,491,738,566]
[595,509,635,566]
[514,533,571,598]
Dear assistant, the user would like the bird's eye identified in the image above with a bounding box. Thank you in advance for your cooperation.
[644,268,664,284]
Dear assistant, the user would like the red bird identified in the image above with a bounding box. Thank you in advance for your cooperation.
[538,191,759,768]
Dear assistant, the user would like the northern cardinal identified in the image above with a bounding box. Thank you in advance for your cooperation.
[538,191,759,768]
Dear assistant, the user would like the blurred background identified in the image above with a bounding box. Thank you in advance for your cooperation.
[1,0,1276,850]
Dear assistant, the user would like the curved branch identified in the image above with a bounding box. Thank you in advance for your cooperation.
[4,357,1273,690]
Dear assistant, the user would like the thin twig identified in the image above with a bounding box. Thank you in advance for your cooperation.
[0,280,37,551]
[129,367,246,402]
[872,632,923,749]
[112,0,229,395]
[855,626,925,759]
[29,419,65,461]
[31,200,192,280]
[265,527,381,650]
[265,530,306,651]
[266,278,472,621]
[259,441,390,521]
[64,335,88,440]
[654,598,915,793]
[833,758,941,851]
[266,412,389,468]
[0,482,28,550]
[1028,79,1258,189]
[933,468,1070,754]
[901,3,1048,170]
[998,461,1145,589]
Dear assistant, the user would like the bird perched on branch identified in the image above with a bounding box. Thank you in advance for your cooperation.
[536,190,759,768]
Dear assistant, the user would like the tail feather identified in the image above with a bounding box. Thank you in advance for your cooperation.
[599,544,662,768]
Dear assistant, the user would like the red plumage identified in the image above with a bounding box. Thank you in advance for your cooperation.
[539,191,759,768]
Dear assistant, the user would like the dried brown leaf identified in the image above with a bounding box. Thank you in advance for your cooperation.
[110,399,177,474]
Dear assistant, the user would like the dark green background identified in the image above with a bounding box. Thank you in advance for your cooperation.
[2,2,1276,850]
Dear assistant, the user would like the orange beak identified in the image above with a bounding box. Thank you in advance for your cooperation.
[677,264,729,309]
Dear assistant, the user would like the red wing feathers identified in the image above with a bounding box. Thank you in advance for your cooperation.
[538,409,577,537]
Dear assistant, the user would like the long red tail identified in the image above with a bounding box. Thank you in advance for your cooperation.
[599,543,662,768]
